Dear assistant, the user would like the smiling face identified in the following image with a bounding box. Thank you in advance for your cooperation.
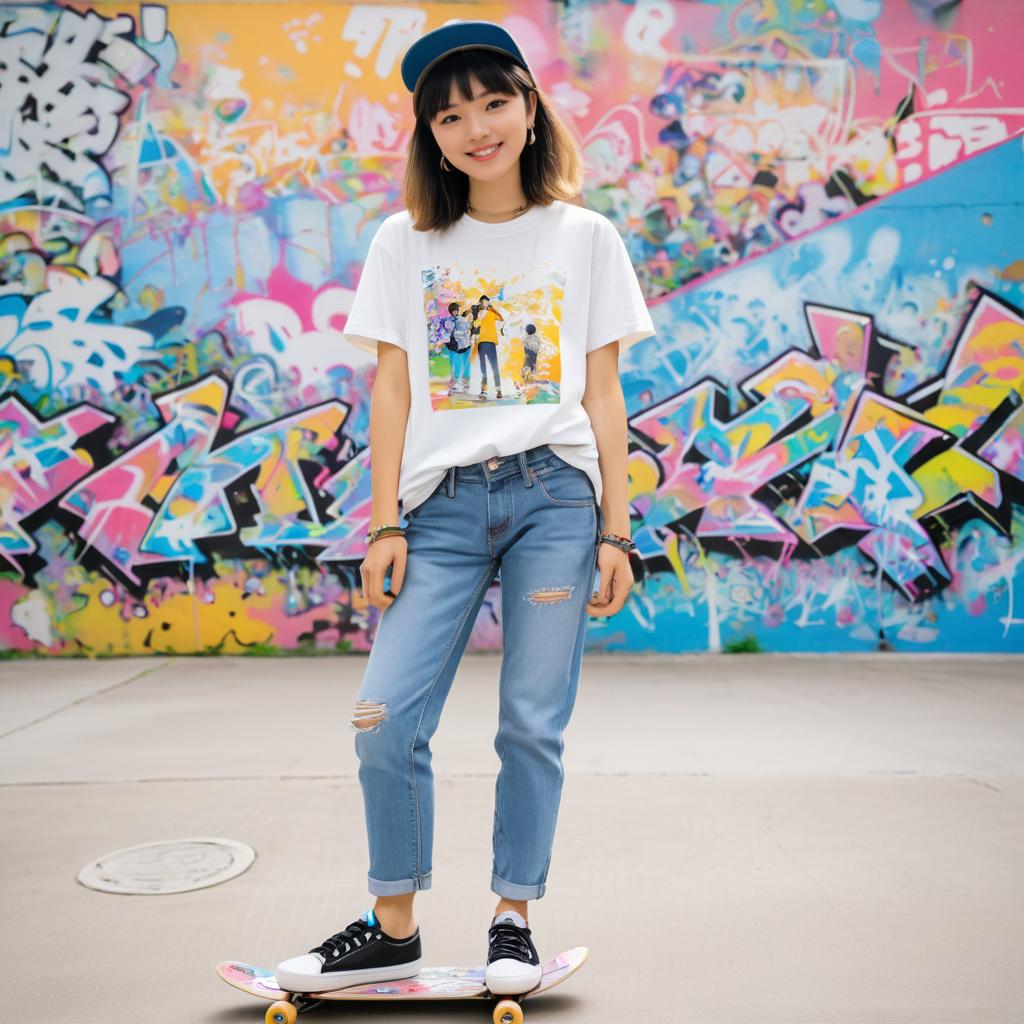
[429,71,536,182]
[405,47,584,231]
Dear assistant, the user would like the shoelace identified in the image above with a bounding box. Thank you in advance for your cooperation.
[488,921,534,962]
[309,917,378,959]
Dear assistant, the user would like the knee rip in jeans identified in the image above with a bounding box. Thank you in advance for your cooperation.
[351,699,388,734]
[524,585,575,606]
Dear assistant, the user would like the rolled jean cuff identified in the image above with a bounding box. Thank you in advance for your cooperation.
[368,871,432,896]
[491,872,545,900]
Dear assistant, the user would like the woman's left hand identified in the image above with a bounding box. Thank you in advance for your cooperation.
[586,542,633,617]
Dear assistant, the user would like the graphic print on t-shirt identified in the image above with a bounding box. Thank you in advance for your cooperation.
[422,261,567,411]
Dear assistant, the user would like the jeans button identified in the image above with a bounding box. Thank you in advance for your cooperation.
[487,457,501,470]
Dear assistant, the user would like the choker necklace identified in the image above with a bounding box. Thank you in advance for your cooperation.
[467,200,530,220]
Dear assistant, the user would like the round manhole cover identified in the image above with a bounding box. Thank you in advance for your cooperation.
[77,837,256,895]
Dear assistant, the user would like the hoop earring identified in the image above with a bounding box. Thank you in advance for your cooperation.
[527,125,535,146]
[440,154,452,172]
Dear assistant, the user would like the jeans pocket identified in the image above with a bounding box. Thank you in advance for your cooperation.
[535,464,595,507]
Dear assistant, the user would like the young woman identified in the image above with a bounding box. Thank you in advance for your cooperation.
[275,19,654,998]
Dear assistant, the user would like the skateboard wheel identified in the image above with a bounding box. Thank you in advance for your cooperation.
[493,999,524,1024]
[265,1000,298,1024]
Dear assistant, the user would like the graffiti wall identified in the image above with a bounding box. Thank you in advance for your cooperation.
[0,0,1021,655]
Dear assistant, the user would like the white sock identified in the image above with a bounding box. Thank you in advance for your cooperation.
[491,910,528,929]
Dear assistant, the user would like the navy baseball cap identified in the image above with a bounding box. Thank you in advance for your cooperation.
[400,20,531,95]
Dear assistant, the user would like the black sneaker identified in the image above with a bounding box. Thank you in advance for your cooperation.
[484,911,542,994]
[275,909,422,993]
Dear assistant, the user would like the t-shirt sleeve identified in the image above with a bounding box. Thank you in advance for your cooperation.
[341,226,406,355]
[586,217,656,356]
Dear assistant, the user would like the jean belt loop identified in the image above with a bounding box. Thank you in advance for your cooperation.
[518,450,533,488]
[445,466,456,498]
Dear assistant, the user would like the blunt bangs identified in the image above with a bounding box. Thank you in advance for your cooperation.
[414,49,534,124]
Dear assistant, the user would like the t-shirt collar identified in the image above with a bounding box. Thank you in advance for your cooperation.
[455,201,550,237]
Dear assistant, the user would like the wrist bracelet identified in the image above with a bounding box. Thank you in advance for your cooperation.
[366,524,406,545]
[599,531,637,553]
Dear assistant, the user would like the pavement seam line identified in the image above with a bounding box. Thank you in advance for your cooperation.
[0,660,173,742]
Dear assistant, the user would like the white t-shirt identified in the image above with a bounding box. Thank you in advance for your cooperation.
[341,199,655,517]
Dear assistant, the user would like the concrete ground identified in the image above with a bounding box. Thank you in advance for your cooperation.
[1,653,1022,1024]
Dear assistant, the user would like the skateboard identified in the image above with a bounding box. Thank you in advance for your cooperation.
[217,945,587,1024]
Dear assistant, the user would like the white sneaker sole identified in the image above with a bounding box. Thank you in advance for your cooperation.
[275,958,422,994]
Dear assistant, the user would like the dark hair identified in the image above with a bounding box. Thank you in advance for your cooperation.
[480,294,490,302]
[525,323,536,334]
[448,301,460,314]
[403,48,584,232]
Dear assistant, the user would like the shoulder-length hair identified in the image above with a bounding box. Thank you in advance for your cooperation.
[403,48,584,232]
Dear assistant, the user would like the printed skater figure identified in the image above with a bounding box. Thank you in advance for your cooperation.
[518,323,540,391]
[441,303,462,395]
[474,294,504,399]
[451,307,473,394]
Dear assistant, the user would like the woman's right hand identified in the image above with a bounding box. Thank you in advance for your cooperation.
[360,535,407,611]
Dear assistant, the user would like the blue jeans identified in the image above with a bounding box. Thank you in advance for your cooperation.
[478,341,501,385]
[352,445,602,900]
[446,347,471,379]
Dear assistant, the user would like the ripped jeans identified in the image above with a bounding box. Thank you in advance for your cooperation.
[351,445,602,900]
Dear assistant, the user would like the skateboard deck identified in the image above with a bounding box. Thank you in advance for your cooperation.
[217,945,587,1024]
